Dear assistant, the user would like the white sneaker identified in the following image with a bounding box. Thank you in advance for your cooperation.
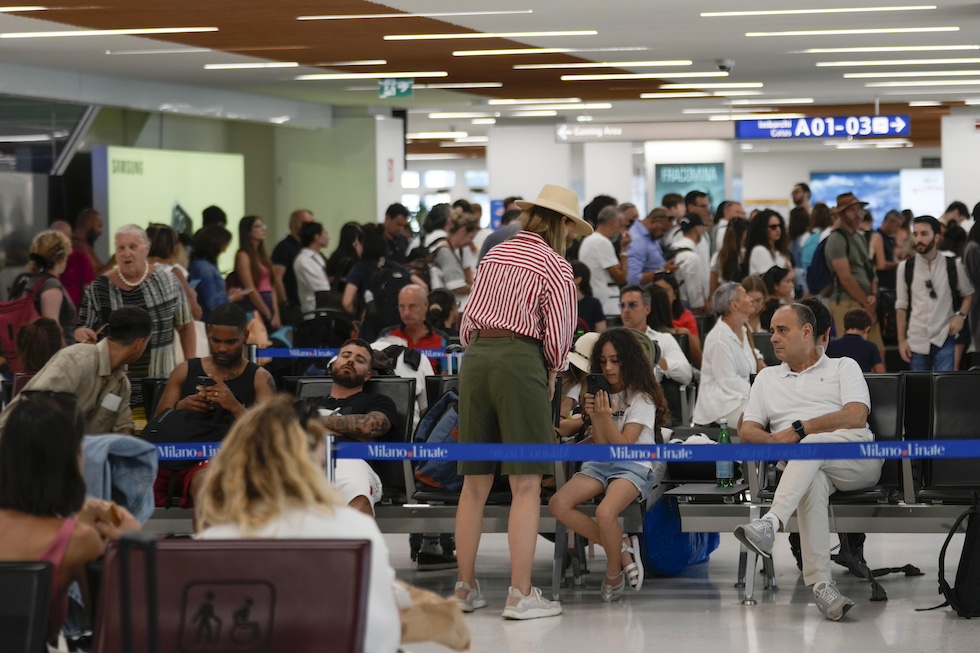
[454,580,487,612]
[734,517,776,558]
[813,581,854,621]
[501,586,563,620]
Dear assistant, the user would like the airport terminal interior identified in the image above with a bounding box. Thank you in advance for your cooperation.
[2,1,980,651]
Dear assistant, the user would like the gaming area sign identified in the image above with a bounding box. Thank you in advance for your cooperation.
[735,115,910,140]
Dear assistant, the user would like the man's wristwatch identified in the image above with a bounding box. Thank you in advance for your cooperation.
[792,420,806,440]
[955,311,967,319]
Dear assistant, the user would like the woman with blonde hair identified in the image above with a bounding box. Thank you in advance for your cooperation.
[431,207,480,303]
[21,229,75,343]
[196,395,401,653]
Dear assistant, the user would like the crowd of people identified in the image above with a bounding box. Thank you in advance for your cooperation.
[1,185,979,646]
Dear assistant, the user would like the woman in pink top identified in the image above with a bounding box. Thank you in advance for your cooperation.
[0,391,139,643]
[235,215,283,330]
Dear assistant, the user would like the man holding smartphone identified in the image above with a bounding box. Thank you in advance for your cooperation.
[151,303,275,507]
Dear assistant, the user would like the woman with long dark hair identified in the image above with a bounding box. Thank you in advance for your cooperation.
[549,327,670,601]
[746,209,791,277]
[326,221,364,295]
[454,184,590,620]
[189,225,246,323]
[648,284,702,369]
[711,217,749,292]
[147,223,202,321]
[234,215,282,330]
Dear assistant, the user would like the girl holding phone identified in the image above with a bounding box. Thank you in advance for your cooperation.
[548,328,670,602]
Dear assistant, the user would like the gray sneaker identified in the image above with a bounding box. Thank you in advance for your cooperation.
[454,580,487,612]
[501,586,563,620]
[734,518,776,558]
[813,581,854,621]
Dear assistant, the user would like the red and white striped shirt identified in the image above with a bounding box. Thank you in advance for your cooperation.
[461,230,577,372]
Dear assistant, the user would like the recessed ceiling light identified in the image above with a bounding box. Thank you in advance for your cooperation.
[797,45,980,54]
[729,98,814,105]
[298,10,532,21]
[424,82,503,89]
[866,80,980,87]
[429,112,496,119]
[314,60,387,66]
[882,89,980,95]
[740,143,754,150]
[489,98,581,105]
[296,71,447,80]
[708,113,807,121]
[640,92,712,99]
[205,62,299,70]
[455,136,489,143]
[406,131,468,140]
[454,46,648,57]
[561,72,728,81]
[909,100,942,106]
[514,60,692,70]
[510,110,559,117]
[406,154,469,161]
[0,26,219,39]
[703,6,936,17]
[661,82,764,89]
[526,103,613,111]
[683,107,777,114]
[106,47,212,55]
[747,27,958,37]
[576,115,594,122]
[714,91,765,96]
[385,30,597,41]
[0,6,47,12]
[0,133,57,142]
[844,70,980,78]
[440,142,488,148]
[817,57,980,67]
[471,118,497,125]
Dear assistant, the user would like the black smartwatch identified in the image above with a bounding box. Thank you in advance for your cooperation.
[792,420,806,440]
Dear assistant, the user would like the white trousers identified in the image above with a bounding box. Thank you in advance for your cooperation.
[767,429,883,586]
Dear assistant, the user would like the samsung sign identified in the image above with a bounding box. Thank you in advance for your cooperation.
[735,115,910,140]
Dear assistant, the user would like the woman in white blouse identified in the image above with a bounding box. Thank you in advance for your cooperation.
[746,210,792,277]
[692,282,766,427]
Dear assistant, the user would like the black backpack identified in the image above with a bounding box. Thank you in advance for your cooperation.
[403,236,447,289]
[903,255,962,320]
[925,493,980,617]
[806,229,847,296]
[363,261,411,332]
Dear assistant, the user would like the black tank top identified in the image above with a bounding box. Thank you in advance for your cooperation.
[180,358,259,408]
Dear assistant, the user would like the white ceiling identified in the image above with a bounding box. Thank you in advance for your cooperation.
[1,0,979,138]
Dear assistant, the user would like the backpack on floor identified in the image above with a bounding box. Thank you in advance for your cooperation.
[412,389,462,492]
[928,493,980,617]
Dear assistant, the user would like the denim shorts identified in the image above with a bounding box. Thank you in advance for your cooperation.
[577,461,658,502]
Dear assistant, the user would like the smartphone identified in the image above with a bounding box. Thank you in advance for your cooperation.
[196,376,216,389]
[586,373,611,396]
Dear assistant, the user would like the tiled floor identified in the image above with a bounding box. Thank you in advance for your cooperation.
[392,531,974,653]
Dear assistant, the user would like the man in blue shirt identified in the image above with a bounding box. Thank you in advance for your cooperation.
[626,208,671,285]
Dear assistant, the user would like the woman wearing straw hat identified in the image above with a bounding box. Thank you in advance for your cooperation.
[453,184,592,620]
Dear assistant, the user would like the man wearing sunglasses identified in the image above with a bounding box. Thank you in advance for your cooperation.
[896,215,974,371]
[0,306,151,437]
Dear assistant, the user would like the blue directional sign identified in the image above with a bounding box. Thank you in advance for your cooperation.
[735,115,910,140]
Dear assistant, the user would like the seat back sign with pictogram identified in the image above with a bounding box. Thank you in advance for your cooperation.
[179,582,274,652]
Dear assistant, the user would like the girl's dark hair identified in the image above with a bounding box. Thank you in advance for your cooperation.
[718,218,748,283]
[788,206,811,241]
[653,271,684,320]
[589,327,669,429]
[190,225,233,264]
[647,285,674,332]
[326,222,364,279]
[810,203,834,231]
[0,392,86,516]
[427,288,455,327]
[762,265,790,296]
[940,224,967,257]
[146,223,178,260]
[571,261,593,296]
[745,209,791,268]
[360,223,388,260]
[15,317,62,373]
[237,216,274,287]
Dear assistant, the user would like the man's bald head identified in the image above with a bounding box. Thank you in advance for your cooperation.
[398,284,428,329]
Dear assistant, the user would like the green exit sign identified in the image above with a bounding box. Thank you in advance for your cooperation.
[379,78,413,99]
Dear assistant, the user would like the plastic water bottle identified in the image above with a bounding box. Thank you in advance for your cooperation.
[716,418,734,488]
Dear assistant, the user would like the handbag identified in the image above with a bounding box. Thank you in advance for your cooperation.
[141,407,232,470]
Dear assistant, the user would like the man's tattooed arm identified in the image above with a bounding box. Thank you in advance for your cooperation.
[322,411,392,439]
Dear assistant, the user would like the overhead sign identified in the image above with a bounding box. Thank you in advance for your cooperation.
[736,115,910,140]
[555,121,733,143]
[379,78,413,99]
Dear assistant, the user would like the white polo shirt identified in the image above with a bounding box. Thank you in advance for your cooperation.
[578,231,621,315]
[742,351,871,437]
[672,235,706,309]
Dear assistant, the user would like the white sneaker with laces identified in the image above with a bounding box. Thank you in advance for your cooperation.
[734,517,776,558]
[813,581,854,621]
[454,580,487,612]
[501,586,563,620]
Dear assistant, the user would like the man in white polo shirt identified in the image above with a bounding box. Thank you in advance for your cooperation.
[618,285,693,385]
[579,205,630,315]
[733,304,882,622]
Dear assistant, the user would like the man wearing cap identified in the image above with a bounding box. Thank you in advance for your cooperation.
[672,214,709,313]
[825,192,884,353]
[579,205,631,315]
[896,215,974,371]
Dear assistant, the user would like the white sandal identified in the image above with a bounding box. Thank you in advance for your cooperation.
[600,571,626,602]
[621,535,644,591]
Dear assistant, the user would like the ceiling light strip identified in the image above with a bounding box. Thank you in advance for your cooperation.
[406,131,468,140]
[106,47,212,55]
[514,59,691,70]
[296,71,447,80]
[488,98,582,105]
[747,27,958,37]
[661,82,764,89]
[703,6,936,17]
[866,80,980,87]
[298,10,533,21]
[844,70,980,78]
[561,72,729,81]
[205,62,299,70]
[386,30,596,41]
[798,45,979,53]
[0,26,219,39]
[817,57,980,66]
[729,98,814,105]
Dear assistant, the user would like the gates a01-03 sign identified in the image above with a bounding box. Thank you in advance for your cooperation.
[735,115,910,140]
